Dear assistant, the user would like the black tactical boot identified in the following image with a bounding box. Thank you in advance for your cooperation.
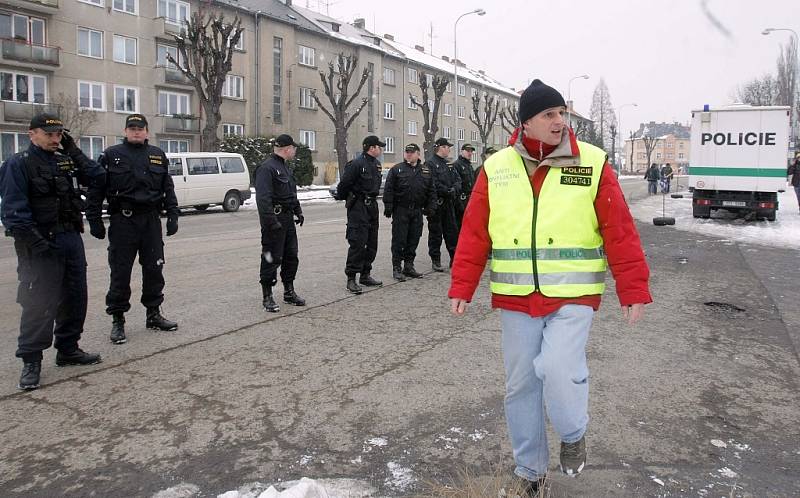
[18,361,41,390]
[346,276,363,294]
[146,307,179,331]
[262,284,280,312]
[110,313,126,344]
[431,257,445,272]
[55,348,102,367]
[403,261,423,278]
[283,282,306,306]
[359,273,383,286]
[392,266,407,281]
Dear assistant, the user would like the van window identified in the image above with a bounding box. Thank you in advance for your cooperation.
[187,157,220,175]
[168,158,183,176]
[220,156,245,173]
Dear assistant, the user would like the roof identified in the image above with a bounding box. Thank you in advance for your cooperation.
[632,121,690,139]
[213,0,325,34]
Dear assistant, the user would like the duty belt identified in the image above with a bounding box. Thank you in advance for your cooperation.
[362,196,377,206]
[272,203,293,214]
[111,201,157,217]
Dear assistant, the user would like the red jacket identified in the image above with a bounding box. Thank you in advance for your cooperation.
[448,128,652,316]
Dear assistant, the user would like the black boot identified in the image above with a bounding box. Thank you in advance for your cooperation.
[392,266,407,281]
[359,273,383,286]
[403,261,423,278]
[431,257,445,272]
[346,275,363,294]
[18,361,41,390]
[146,307,178,331]
[56,348,102,367]
[262,284,280,312]
[110,313,126,344]
[283,282,306,306]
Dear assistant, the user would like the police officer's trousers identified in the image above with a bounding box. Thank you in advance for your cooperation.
[345,199,379,276]
[14,231,87,361]
[105,211,165,315]
[390,206,423,267]
[260,211,299,286]
[454,195,468,231]
[427,199,458,261]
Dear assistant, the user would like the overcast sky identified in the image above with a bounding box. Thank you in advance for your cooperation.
[303,0,797,137]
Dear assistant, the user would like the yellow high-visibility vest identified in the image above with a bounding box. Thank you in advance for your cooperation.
[484,142,608,297]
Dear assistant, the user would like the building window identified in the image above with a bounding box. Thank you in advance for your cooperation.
[78,136,104,160]
[407,67,418,84]
[156,44,181,69]
[299,87,316,109]
[408,95,417,110]
[384,102,395,120]
[299,130,316,150]
[0,14,46,46]
[471,130,479,141]
[667,142,674,148]
[656,153,662,159]
[443,103,452,116]
[1,132,30,162]
[457,128,465,141]
[407,120,417,136]
[158,90,190,115]
[160,139,189,153]
[471,88,478,97]
[678,153,685,159]
[443,126,451,139]
[383,67,395,86]
[446,81,452,93]
[231,30,244,51]
[158,0,190,26]
[273,37,282,124]
[77,28,103,58]
[113,0,137,14]
[384,136,395,153]
[457,83,466,96]
[222,75,244,99]
[78,81,104,110]
[78,0,103,5]
[223,123,244,136]
[113,35,137,64]
[113,85,138,112]
[1,71,46,103]
[298,45,315,66]
[457,106,465,118]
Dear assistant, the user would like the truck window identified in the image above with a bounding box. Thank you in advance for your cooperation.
[187,157,220,175]
[168,158,183,176]
[220,156,245,173]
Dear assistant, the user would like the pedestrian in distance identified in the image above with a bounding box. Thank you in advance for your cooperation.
[86,114,179,346]
[448,79,652,494]
[660,163,674,193]
[336,136,385,294]
[788,152,800,213]
[644,163,660,195]
[0,113,105,390]
[255,134,306,312]
[383,143,436,281]
[425,137,461,271]
[453,143,477,230]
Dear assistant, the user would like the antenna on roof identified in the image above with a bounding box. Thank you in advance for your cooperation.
[426,22,438,53]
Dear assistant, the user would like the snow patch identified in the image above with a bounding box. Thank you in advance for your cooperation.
[718,467,739,479]
[468,429,489,441]
[385,462,415,491]
[649,475,665,486]
[152,483,201,498]
[710,439,727,448]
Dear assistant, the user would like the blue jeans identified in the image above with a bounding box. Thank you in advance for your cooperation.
[501,305,594,480]
[647,180,657,194]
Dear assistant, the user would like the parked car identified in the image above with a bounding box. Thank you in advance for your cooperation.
[329,168,388,199]
[166,152,251,212]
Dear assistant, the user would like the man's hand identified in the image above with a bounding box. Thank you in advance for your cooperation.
[29,236,55,256]
[166,215,179,236]
[294,214,304,226]
[450,298,468,315]
[384,206,393,218]
[89,219,106,239]
[60,130,78,155]
[622,303,645,325]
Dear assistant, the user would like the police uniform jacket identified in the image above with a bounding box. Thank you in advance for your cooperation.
[383,160,436,212]
[255,153,301,223]
[425,154,462,201]
[454,156,476,196]
[337,152,382,201]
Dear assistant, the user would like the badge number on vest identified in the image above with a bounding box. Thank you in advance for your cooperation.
[561,175,592,186]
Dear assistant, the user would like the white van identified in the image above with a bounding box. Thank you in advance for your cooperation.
[166,152,251,212]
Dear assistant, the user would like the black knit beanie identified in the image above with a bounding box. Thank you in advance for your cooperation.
[518,79,566,124]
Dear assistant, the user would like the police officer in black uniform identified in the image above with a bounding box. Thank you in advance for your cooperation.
[383,143,436,281]
[0,113,105,390]
[453,143,477,229]
[337,135,384,294]
[425,137,461,271]
[86,114,179,345]
[255,134,306,312]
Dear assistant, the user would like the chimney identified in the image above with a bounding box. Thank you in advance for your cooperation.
[414,44,424,52]
[353,18,365,29]
[383,33,395,41]
[478,69,485,75]
[441,55,450,62]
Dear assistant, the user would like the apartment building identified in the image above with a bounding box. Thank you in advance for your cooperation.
[0,0,518,183]
[623,121,691,173]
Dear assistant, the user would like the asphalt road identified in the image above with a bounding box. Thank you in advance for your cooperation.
[0,180,798,497]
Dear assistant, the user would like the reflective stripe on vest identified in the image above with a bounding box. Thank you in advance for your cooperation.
[484,142,608,297]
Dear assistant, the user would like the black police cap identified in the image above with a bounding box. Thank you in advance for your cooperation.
[434,137,454,147]
[362,135,386,148]
[461,143,475,151]
[274,134,297,147]
[29,113,64,132]
[404,143,420,152]
[125,114,148,128]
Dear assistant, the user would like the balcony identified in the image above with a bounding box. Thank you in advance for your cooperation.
[3,0,58,15]
[2,101,62,123]
[163,115,200,133]
[1,39,60,67]
[163,67,192,86]
[155,17,188,38]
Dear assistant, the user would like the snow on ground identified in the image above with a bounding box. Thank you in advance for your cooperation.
[241,186,336,211]
[154,478,379,498]
[630,189,800,250]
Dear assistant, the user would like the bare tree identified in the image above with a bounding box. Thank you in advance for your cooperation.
[641,132,662,170]
[735,74,779,105]
[609,123,617,169]
[589,79,616,151]
[469,92,500,152]
[311,52,370,175]
[629,132,636,173]
[409,72,449,158]
[167,11,243,152]
[50,92,98,139]
[500,103,519,136]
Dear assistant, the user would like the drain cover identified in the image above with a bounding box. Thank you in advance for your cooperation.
[704,302,745,313]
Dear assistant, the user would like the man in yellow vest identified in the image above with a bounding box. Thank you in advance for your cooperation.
[448,79,651,494]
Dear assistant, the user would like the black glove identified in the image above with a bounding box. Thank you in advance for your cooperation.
[14,227,55,256]
[89,219,106,239]
[294,214,304,226]
[60,131,79,157]
[423,207,434,217]
[384,206,393,218]
[166,215,179,236]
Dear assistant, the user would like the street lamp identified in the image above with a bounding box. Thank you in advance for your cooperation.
[762,27,799,152]
[566,74,589,128]
[616,103,637,172]
[453,8,486,148]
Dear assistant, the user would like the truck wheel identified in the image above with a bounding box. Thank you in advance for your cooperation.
[767,211,776,222]
[222,191,241,212]
[194,204,209,211]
